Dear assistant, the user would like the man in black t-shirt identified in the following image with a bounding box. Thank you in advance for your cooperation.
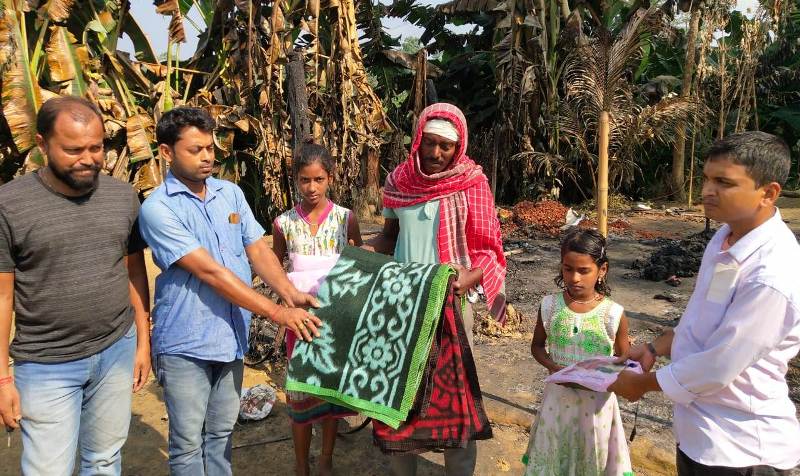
[0,97,150,475]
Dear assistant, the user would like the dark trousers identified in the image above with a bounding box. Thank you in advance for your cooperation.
[677,448,791,476]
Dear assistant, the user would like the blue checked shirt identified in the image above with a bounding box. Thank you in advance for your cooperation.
[139,172,266,362]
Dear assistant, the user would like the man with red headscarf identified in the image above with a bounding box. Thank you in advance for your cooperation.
[366,103,506,475]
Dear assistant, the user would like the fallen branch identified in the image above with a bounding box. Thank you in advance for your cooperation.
[231,435,293,449]
[782,190,800,198]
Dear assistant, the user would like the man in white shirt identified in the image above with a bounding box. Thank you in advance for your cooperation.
[610,131,800,475]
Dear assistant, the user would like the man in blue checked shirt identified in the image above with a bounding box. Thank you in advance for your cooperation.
[139,107,322,476]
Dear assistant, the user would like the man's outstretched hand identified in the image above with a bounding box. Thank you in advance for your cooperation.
[272,307,323,342]
[283,288,320,310]
[614,343,656,372]
[608,370,649,402]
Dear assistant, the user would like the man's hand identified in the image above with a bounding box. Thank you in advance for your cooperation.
[608,370,660,402]
[283,288,320,310]
[133,345,151,393]
[0,383,21,429]
[272,307,323,342]
[360,243,376,252]
[450,263,482,296]
[615,343,656,372]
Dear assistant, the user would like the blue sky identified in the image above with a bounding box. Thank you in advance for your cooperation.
[120,0,761,60]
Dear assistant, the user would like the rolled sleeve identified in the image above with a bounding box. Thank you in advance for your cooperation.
[657,365,698,405]
[234,186,265,247]
[659,282,791,405]
[139,200,203,269]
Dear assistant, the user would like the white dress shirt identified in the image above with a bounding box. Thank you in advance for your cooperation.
[656,209,800,469]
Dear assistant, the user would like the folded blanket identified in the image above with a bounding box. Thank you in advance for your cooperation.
[286,246,454,428]
[372,287,493,454]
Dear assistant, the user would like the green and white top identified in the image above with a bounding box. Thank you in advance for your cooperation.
[274,200,350,258]
[540,293,623,367]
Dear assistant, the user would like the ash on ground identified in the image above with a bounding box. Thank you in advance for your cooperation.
[632,231,714,281]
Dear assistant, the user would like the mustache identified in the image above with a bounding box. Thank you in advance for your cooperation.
[70,164,101,172]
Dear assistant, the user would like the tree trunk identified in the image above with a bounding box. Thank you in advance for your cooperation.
[598,111,610,237]
[670,7,701,201]
[355,146,381,219]
[286,49,311,154]
[411,49,428,125]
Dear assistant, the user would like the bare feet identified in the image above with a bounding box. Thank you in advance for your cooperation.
[295,463,310,476]
[318,456,333,476]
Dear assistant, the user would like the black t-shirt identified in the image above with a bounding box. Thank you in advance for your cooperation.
[0,172,147,363]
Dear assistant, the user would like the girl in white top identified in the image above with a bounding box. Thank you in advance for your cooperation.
[524,228,633,475]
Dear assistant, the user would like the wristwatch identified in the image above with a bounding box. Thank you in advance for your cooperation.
[646,342,658,357]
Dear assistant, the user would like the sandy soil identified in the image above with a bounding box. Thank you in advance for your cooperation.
[2,198,799,475]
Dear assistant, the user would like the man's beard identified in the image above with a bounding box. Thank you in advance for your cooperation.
[49,162,101,193]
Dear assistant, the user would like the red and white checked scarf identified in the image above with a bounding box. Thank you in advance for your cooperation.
[383,103,507,322]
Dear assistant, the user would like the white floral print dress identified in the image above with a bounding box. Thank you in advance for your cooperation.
[523,293,634,476]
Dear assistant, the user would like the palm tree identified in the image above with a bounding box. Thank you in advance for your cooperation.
[558,6,703,234]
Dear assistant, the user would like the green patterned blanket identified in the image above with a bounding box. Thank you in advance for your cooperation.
[286,246,454,429]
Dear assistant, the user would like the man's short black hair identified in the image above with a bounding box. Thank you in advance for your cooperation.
[36,96,104,140]
[706,131,791,187]
[156,107,215,147]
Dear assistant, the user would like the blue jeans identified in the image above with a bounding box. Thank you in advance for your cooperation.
[155,355,243,476]
[14,323,137,476]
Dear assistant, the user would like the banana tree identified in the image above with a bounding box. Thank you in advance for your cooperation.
[0,0,390,226]
[0,0,166,190]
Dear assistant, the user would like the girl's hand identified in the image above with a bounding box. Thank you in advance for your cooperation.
[548,365,565,375]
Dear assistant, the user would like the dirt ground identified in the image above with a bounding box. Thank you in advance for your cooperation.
[2,198,799,475]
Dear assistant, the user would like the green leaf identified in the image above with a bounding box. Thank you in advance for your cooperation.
[769,108,800,132]
[84,20,104,33]
[635,43,651,82]
[121,11,159,63]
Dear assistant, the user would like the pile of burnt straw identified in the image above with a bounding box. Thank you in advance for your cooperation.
[632,231,714,281]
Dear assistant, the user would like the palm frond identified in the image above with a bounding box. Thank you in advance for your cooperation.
[512,151,582,189]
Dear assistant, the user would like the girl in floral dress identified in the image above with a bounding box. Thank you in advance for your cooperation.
[524,228,633,476]
[272,141,362,476]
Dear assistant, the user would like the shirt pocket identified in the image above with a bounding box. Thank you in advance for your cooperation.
[225,221,245,256]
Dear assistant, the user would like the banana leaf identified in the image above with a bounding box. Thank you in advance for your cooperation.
[1,5,43,153]
[45,25,88,95]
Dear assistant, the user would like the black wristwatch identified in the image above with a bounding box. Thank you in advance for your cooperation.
[646,342,658,357]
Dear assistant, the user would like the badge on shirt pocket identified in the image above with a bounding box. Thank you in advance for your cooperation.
[706,262,739,304]
[229,212,240,224]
